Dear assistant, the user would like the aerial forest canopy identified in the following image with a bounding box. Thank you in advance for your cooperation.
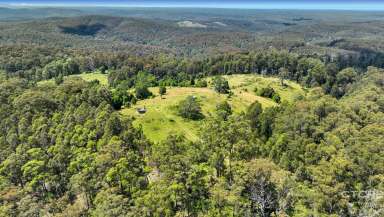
[0,46,367,99]
[0,7,383,217]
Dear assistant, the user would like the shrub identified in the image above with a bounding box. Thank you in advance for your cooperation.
[272,94,281,103]
[112,88,135,109]
[213,76,230,94]
[195,79,208,88]
[257,86,281,103]
[55,73,64,85]
[247,101,263,129]
[135,85,152,100]
[216,101,232,120]
[159,86,167,96]
[177,96,204,120]
[257,86,275,98]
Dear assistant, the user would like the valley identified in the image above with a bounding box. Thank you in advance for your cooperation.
[0,4,383,217]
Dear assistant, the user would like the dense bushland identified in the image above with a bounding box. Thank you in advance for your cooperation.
[0,46,369,99]
[0,61,383,216]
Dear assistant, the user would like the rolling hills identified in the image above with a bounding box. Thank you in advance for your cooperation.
[0,6,383,216]
[2,8,384,58]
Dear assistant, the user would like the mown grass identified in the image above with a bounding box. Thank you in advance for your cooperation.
[121,74,305,142]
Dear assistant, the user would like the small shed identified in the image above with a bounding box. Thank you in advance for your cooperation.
[137,107,147,114]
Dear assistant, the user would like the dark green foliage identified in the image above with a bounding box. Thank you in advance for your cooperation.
[135,85,152,100]
[257,86,275,98]
[195,79,208,88]
[108,67,136,88]
[190,77,195,86]
[177,96,204,120]
[136,71,157,87]
[216,101,232,121]
[278,67,290,86]
[41,58,80,80]
[257,86,281,103]
[272,93,281,103]
[330,67,358,98]
[0,77,149,216]
[111,87,135,110]
[258,106,279,139]
[0,43,367,99]
[247,101,263,130]
[135,71,155,100]
[0,61,383,217]
[213,76,230,94]
[159,86,166,97]
[59,24,106,36]
[54,73,64,85]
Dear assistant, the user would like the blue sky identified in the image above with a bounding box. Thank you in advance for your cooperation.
[2,0,384,10]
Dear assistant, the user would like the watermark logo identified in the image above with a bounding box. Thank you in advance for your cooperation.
[340,190,384,200]
[341,190,384,217]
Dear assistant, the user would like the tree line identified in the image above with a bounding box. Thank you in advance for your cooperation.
[0,45,379,99]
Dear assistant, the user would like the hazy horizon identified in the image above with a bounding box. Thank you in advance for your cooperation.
[2,0,384,11]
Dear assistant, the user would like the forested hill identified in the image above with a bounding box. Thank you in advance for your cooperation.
[0,63,383,216]
[2,10,384,58]
[0,7,383,216]
[0,7,85,21]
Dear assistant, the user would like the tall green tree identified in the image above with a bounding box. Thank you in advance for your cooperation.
[213,76,230,94]
[177,96,204,120]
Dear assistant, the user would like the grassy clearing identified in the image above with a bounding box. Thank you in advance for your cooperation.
[37,79,55,87]
[222,74,305,103]
[70,72,109,86]
[121,87,225,142]
[37,72,108,86]
[121,74,305,142]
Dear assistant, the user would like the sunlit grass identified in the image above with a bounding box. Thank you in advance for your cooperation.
[37,72,108,86]
[69,72,108,86]
[121,74,305,142]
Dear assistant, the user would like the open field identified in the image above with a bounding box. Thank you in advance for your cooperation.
[71,72,109,86]
[37,72,108,86]
[38,73,305,142]
[121,74,305,142]
[222,74,306,102]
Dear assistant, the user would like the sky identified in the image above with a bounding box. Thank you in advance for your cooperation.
[2,0,384,10]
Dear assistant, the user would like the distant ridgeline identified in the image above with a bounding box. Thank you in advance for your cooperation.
[1,13,384,58]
